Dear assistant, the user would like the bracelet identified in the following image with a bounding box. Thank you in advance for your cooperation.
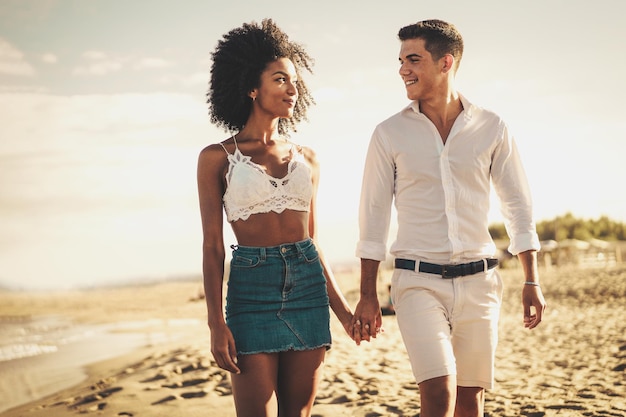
[524,281,540,287]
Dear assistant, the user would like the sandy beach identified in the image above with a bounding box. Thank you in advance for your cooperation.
[1,265,625,417]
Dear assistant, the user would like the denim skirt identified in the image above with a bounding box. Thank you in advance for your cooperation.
[225,238,331,355]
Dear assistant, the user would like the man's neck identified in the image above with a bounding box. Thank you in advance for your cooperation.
[418,91,463,143]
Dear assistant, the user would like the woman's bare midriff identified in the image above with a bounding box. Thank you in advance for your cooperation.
[230,209,309,247]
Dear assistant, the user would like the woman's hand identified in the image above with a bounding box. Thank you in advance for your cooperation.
[209,323,240,374]
[339,312,356,340]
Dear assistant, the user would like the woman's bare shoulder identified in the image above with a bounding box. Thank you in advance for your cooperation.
[198,138,233,171]
[301,146,319,169]
[288,141,318,166]
[199,137,233,157]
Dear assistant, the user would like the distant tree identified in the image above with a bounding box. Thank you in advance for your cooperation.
[488,223,508,240]
[489,213,626,242]
[536,220,556,241]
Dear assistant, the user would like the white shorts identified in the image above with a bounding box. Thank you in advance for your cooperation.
[390,266,503,389]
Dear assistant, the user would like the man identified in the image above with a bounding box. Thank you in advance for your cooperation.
[352,19,547,417]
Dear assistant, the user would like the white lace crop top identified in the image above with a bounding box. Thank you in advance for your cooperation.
[221,138,313,222]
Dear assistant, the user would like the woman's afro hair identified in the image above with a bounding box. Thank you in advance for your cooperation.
[207,18,315,135]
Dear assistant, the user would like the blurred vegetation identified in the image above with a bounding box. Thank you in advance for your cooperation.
[489,212,626,242]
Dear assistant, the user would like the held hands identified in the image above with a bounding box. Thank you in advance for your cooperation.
[522,283,547,329]
[351,297,384,345]
[209,323,240,374]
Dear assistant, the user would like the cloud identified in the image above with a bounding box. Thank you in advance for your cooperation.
[0,38,35,76]
[83,50,108,60]
[72,51,176,76]
[156,71,207,88]
[0,90,214,156]
[72,50,123,76]
[132,57,173,70]
[41,53,57,64]
[0,89,215,287]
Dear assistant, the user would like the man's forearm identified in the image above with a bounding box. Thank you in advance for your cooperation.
[360,258,381,299]
[518,250,539,284]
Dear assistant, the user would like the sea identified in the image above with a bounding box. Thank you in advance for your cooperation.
[0,314,201,414]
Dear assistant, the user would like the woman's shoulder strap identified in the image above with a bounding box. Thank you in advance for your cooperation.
[219,134,240,155]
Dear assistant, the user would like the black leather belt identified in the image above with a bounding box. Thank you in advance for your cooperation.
[394,258,498,278]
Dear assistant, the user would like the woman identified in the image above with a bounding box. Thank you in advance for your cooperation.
[197,19,354,417]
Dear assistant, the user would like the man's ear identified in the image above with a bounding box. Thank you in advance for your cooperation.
[441,54,455,73]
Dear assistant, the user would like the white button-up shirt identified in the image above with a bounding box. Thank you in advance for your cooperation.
[356,95,540,263]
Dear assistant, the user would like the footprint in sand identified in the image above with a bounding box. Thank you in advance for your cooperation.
[142,348,232,406]
[150,390,208,405]
[162,378,209,388]
[70,386,123,407]
[151,395,177,405]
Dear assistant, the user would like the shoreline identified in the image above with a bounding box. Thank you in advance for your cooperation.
[1,266,626,416]
[0,280,209,415]
[0,317,204,414]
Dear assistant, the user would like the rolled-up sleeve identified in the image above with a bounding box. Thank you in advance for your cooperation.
[356,128,395,261]
[491,124,541,255]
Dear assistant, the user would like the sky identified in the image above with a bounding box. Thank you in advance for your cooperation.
[1,0,625,290]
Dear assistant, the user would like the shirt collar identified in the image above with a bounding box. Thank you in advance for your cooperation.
[406,93,475,121]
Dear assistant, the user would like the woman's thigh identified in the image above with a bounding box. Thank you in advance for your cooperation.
[277,348,326,416]
[230,348,326,417]
[231,353,279,417]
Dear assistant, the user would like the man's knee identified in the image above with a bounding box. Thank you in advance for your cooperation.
[455,386,484,417]
[419,376,456,415]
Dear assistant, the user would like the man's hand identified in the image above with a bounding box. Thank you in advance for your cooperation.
[522,284,546,329]
[517,250,546,329]
[351,296,383,345]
